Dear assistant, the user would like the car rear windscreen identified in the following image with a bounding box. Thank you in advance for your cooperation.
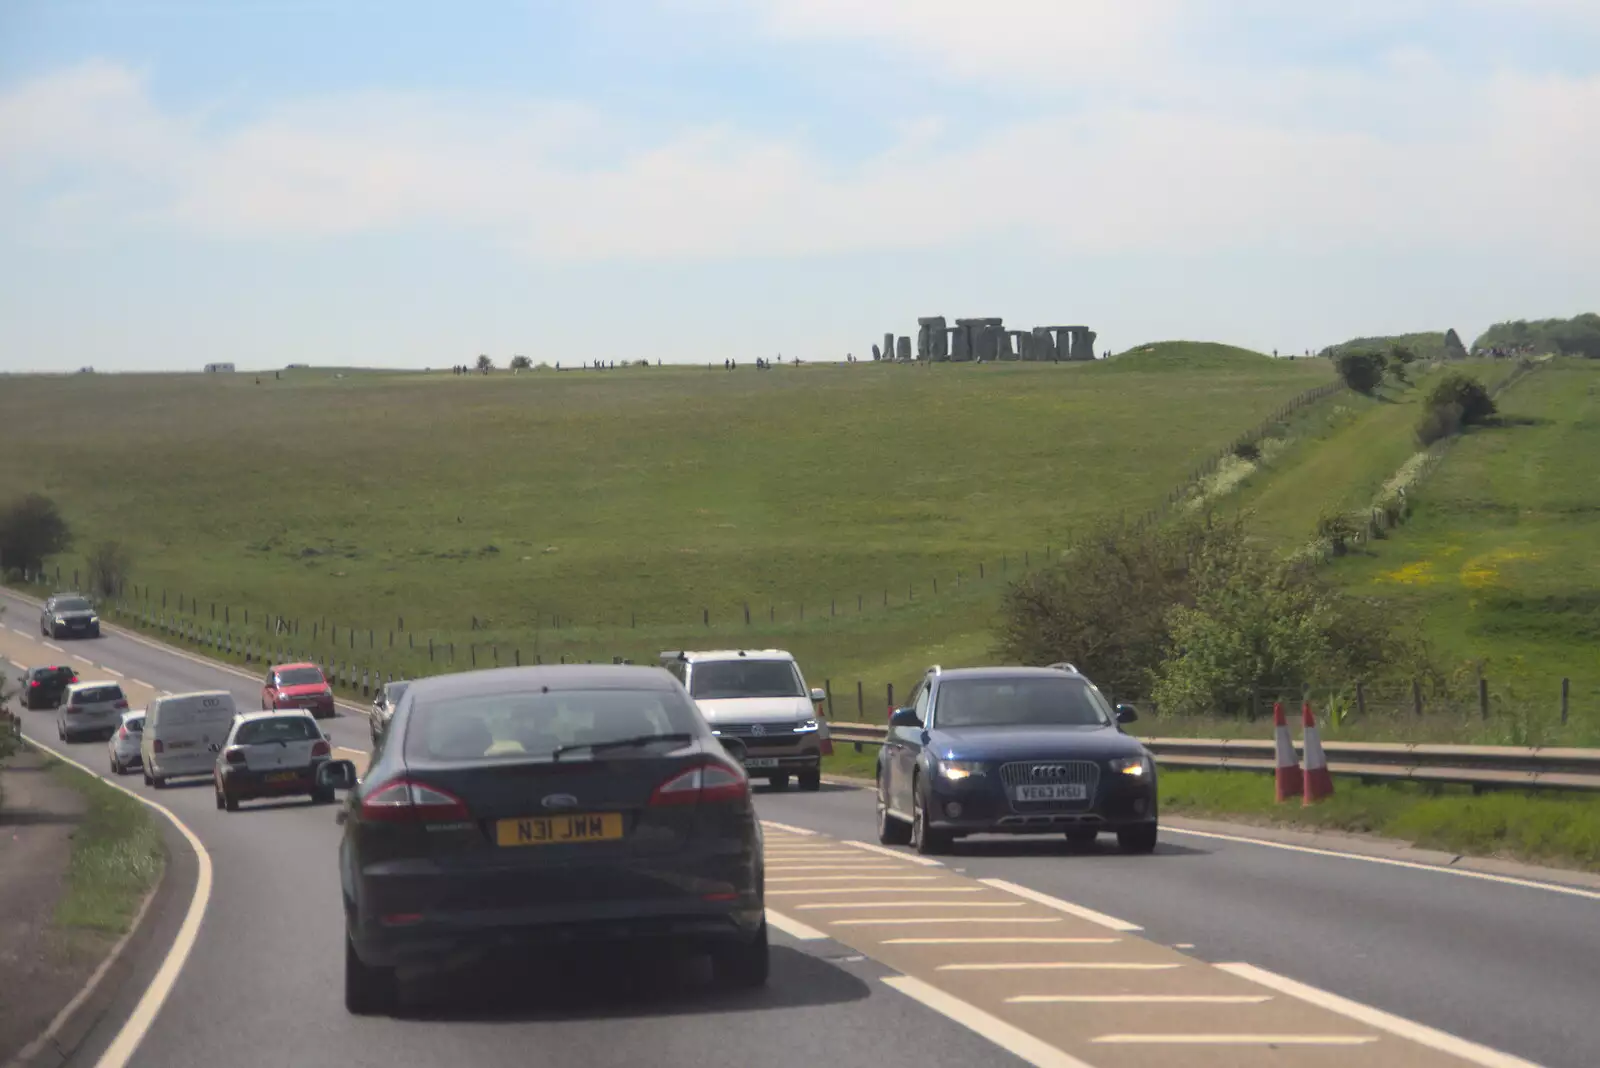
[689,660,803,700]
[405,687,702,763]
[934,677,1113,729]
[276,667,325,687]
[235,717,321,745]
[73,685,124,704]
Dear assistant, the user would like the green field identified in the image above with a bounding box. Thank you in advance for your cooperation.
[0,346,1333,691]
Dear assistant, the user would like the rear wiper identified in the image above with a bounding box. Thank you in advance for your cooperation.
[550,733,694,763]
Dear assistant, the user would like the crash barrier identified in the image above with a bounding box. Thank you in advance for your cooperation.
[825,721,1600,794]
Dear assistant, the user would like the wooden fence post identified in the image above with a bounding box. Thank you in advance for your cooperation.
[1478,676,1489,720]
[825,679,834,719]
[1413,678,1423,716]
[1561,677,1570,726]
[856,681,864,720]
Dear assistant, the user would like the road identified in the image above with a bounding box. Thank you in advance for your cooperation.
[2,586,1593,1068]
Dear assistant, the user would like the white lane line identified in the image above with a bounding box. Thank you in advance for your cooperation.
[767,886,982,896]
[843,840,944,866]
[883,976,1099,1068]
[1218,962,1545,1067]
[832,917,1063,926]
[19,734,213,1068]
[129,679,151,689]
[939,962,1181,972]
[766,864,907,872]
[1093,1034,1377,1046]
[887,937,1120,946]
[979,878,1143,932]
[760,820,816,836]
[768,875,939,883]
[1011,995,1271,1005]
[765,909,830,941]
[796,901,1024,910]
[43,641,64,652]
[1169,827,1600,901]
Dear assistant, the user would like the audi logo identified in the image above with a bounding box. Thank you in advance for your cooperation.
[1030,764,1070,780]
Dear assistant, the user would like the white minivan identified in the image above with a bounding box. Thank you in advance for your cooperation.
[141,690,238,788]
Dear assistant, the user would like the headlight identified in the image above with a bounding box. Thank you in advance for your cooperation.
[89,615,99,624]
[792,719,819,733]
[1110,755,1150,778]
[54,616,66,624]
[939,759,985,781]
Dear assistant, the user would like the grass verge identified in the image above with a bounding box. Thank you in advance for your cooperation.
[46,757,165,935]
[1160,768,1600,872]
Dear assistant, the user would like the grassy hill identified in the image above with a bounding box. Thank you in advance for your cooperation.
[1105,340,1282,370]
[0,357,1332,691]
[1319,331,1458,364]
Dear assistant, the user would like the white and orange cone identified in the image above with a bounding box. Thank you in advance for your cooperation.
[1273,702,1303,803]
[1301,700,1334,805]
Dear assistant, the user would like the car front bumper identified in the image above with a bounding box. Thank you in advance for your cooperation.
[923,772,1157,835]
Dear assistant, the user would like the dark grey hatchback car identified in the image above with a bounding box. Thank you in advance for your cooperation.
[320,665,766,1015]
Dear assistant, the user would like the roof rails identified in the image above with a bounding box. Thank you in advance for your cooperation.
[1047,662,1079,674]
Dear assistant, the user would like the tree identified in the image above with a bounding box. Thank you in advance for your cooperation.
[476,354,494,372]
[86,540,133,598]
[509,355,532,371]
[1334,349,1387,394]
[0,493,72,575]
[1426,372,1495,426]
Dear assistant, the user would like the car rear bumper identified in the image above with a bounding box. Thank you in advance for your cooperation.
[63,714,121,735]
[221,761,326,798]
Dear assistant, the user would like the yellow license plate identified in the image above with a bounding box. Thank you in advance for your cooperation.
[495,813,624,847]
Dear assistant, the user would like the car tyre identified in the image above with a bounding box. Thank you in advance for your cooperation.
[345,933,398,1015]
[1117,823,1158,854]
[152,775,167,790]
[214,787,226,811]
[797,769,822,792]
[710,920,769,990]
[142,769,152,786]
[910,776,952,856]
[876,780,912,846]
[110,756,120,775]
[767,774,790,790]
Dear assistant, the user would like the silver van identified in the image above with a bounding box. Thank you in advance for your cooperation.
[141,690,238,788]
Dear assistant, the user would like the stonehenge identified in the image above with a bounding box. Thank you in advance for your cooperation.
[885,318,1097,362]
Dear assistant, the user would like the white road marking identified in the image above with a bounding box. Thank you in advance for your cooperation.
[1093,1034,1377,1046]
[1169,827,1600,902]
[760,820,816,836]
[843,840,944,866]
[882,976,1099,1068]
[129,679,151,689]
[767,886,982,896]
[887,937,1120,946]
[1010,995,1270,1005]
[797,901,1024,910]
[100,667,124,678]
[939,962,1182,972]
[1218,962,1546,1067]
[979,878,1143,932]
[765,909,830,941]
[18,734,213,1068]
[829,917,1062,927]
[43,641,64,652]
[766,864,906,872]
[768,875,939,884]
[1173,943,1195,949]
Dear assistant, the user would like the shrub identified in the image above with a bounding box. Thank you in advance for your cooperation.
[1315,512,1360,556]
[1335,349,1388,394]
[1416,402,1463,446]
[1426,372,1496,426]
[509,355,532,370]
[86,540,133,598]
[475,354,495,372]
[1232,441,1261,462]
[0,493,72,574]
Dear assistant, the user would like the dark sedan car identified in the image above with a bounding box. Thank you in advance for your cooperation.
[40,594,100,639]
[20,665,79,709]
[875,665,1157,855]
[320,664,765,1015]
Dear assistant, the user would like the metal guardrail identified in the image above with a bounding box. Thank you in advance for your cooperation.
[825,722,1600,793]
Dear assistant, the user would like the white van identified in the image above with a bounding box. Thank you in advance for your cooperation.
[141,690,238,788]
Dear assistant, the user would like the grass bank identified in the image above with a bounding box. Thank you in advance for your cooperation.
[1161,768,1600,873]
[46,757,164,936]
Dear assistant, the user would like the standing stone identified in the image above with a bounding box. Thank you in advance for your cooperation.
[952,321,983,362]
[918,316,949,360]
[916,323,931,360]
[1070,327,1097,360]
[895,335,912,361]
[1007,330,1027,361]
[947,327,965,362]
[871,343,881,361]
[883,333,895,364]
[1031,326,1057,362]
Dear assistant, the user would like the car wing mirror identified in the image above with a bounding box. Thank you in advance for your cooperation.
[809,687,827,704]
[889,708,923,729]
[718,736,749,763]
[1115,703,1139,724]
[316,759,358,791]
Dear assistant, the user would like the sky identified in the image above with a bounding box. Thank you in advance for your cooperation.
[1,1,1597,372]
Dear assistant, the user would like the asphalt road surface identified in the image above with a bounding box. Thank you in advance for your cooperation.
[2,587,1594,1068]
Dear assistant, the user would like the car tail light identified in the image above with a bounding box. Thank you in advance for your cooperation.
[152,739,165,753]
[360,780,469,823]
[29,680,39,689]
[224,747,247,765]
[114,700,129,710]
[650,761,749,806]
[311,740,330,757]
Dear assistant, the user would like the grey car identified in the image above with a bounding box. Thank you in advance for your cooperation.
[58,681,130,743]
[323,664,765,1015]
[41,593,101,639]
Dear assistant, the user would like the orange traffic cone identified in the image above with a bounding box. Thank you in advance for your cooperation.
[1272,702,1302,803]
[1302,700,1334,805]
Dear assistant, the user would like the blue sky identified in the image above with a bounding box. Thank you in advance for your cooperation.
[2,1,1597,371]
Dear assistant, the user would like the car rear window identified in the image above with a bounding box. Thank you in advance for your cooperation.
[235,717,321,745]
[125,716,145,732]
[688,660,803,700]
[276,667,325,687]
[73,685,125,704]
[933,677,1113,729]
[405,687,702,764]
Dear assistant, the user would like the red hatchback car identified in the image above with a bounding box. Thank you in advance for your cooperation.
[261,662,337,719]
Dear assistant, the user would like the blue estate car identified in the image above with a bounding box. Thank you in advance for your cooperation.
[874,664,1158,855]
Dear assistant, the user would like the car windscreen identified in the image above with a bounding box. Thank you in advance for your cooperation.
[933,677,1113,729]
[72,685,124,704]
[385,681,411,704]
[405,687,702,764]
[235,717,321,745]
[276,667,325,687]
[53,597,92,612]
[688,660,803,700]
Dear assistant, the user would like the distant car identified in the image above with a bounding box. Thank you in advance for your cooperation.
[659,649,831,791]
[57,681,130,743]
[20,665,79,709]
[214,710,334,811]
[108,710,145,774]
[40,593,100,639]
[368,680,411,746]
[325,664,765,1016]
[875,664,1158,856]
[262,662,336,719]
